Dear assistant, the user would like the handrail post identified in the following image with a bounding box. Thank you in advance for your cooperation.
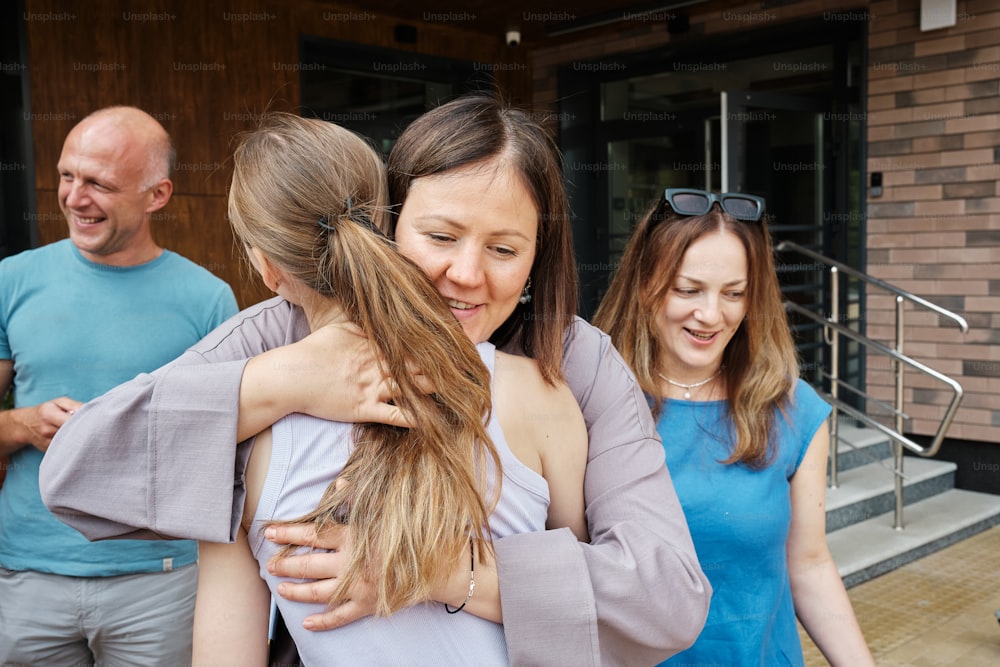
[773,240,968,531]
[828,267,840,488]
[894,295,905,530]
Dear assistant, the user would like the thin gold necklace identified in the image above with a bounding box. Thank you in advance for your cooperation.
[657,369,722,399]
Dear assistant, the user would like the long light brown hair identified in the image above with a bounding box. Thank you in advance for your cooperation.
[229,112,501,614]
[387,95,578,384]
[593,199,798,468]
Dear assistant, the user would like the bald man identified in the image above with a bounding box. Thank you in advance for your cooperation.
[0,107,238,664]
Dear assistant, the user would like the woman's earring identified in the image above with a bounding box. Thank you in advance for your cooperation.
[518,277,532,305]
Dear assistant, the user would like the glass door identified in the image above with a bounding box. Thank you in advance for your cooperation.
[721,89,860,392]
[299,37,491,157]
[606,122,720,269]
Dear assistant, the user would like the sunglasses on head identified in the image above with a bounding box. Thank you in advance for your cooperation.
[664,188,766,222]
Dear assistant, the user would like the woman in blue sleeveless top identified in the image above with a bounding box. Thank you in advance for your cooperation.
[594,189,875,666]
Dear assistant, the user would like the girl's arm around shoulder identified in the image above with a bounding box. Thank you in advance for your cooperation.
[494,351,588,542]
[788,422,875,666]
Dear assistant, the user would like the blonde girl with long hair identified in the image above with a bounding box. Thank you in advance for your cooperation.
[191,112,587,666]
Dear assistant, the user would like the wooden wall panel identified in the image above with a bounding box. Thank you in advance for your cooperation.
[24,0,522,308]
[34,191,65,246]
[159,194,273,307]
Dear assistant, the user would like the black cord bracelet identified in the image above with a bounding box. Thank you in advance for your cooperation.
[444,540,475,614]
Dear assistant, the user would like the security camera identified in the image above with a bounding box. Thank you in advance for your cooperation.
[506,30,521,47]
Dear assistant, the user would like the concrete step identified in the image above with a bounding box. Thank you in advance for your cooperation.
[825,457,956,532]
[827,489,1000,588]
[830,422,892,474]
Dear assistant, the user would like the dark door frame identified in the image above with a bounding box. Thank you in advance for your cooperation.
[1,0,37,259]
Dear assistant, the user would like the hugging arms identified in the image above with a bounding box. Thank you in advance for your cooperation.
[42,297,710,665]
[40,95,710,665]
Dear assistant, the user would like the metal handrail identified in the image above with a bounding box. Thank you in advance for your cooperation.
[777,240,968,530]
[783,300,964,457]
[777,241,969,333]
[823,372,905,421]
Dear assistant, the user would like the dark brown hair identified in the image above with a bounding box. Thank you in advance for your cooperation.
[387,95,578,384]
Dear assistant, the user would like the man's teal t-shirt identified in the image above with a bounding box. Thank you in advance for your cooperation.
[0,239,237,576]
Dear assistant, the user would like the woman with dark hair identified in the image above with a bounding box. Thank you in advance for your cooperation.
[593,189,874,666]
[42,96,710,665]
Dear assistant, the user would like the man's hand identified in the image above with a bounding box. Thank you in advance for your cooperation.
[1,397,83,453]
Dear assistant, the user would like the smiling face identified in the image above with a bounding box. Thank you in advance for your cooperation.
[394,159,538,344]
[656,228,748,384]
[57,111,170,266]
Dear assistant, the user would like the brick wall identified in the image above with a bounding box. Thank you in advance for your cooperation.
[866,0,1000,444]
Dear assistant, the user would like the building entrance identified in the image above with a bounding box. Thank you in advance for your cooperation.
[559,17,867,396]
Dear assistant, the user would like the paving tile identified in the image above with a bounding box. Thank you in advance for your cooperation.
[801,525,1000,665]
